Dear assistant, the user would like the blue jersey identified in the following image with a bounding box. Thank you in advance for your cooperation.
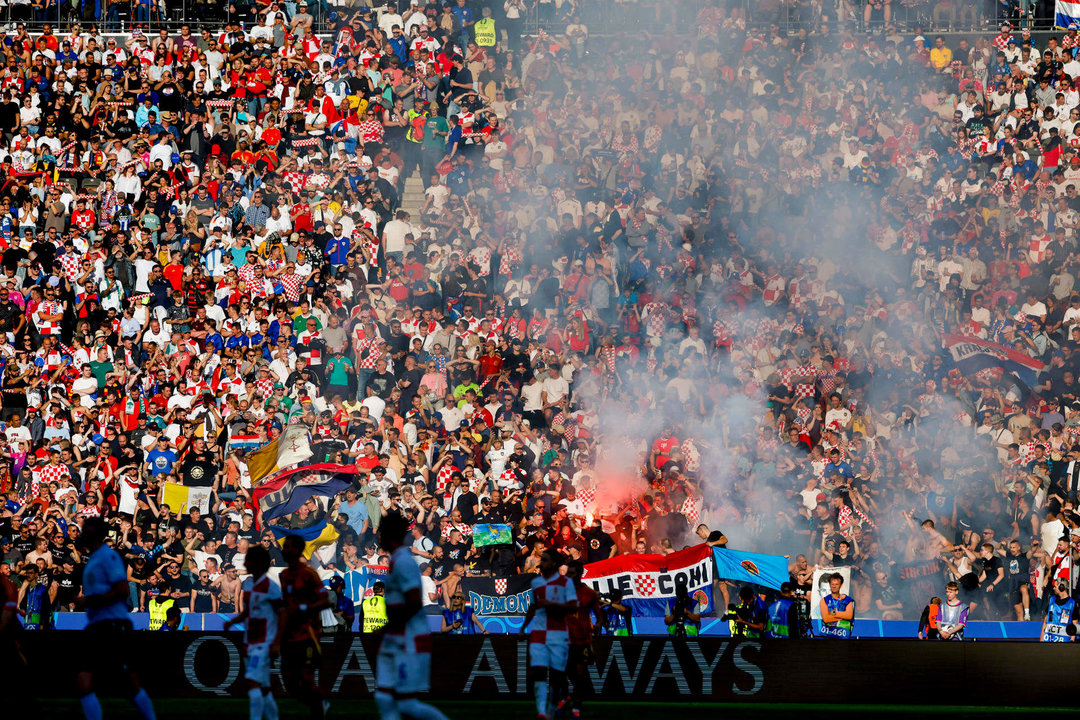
[83,544,130,625]
[600,605,630,635]
[1043,597,1076,643]
[765,597,794,638]
[23,582,51,630]
[821,594,854,638]
[443,606,477,635]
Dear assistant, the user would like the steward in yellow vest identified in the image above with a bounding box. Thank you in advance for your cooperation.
[361,582,388,633]
[474,8,496,47]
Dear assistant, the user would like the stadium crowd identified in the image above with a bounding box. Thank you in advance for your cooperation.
[1,0,1080,633]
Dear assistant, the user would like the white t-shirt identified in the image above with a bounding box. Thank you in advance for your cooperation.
[521,382,544,411]
[382,218,414,254]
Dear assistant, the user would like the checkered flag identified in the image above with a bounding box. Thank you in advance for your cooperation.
[633,575,656,598]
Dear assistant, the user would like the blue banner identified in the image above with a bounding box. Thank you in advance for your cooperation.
[712,547,789,591]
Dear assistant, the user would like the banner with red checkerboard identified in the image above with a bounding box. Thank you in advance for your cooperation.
[580,543,714,617]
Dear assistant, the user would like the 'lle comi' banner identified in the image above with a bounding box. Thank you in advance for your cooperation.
[581,544,715,617]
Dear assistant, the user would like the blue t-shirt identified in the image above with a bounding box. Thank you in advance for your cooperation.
[83,545,131,625]
[146,448,178,475]
[341,499,369,537]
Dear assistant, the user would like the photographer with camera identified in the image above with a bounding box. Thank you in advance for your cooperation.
[722,586,766,639]
[597,589,632,636]
[1040,580,1078,642]
[664,579,702,638]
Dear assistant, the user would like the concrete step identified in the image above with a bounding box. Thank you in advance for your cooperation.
[400,172,426,216]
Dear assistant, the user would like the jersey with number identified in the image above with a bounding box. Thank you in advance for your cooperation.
[242,573,282,647]
[1043,596,1076,642]
[529,573,578,645]
[386,545,430,650]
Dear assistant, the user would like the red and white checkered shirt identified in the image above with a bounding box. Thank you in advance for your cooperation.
[59,253,81,282]
[281,171,308,194]
[358,119,385,143]
[466,247,491,276]
[280,273,305,302]
[72,209,96,231]
[356,337,385,370]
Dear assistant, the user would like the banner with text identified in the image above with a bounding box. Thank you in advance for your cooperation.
[463,574,537,616]
[581,544,714,617]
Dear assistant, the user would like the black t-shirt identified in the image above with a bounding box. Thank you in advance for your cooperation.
[583,527,615,563]
[191,579,215,612]
[450,67,473,100]
[54,566,82,605]
[166,573,192,601]
[368,370,396,399]
[181,450,217,487]
[1004,553,1027,585]
[981,555,1004,587]
[441,540,468,568]
[1,247,27,273]
[456,491,479,523]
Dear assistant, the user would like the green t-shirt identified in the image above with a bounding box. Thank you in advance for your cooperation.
[422,115,449,150]
[89,360,113,385]
[453,382,479,401]
[293,313,322,334]
[326,356,353,385]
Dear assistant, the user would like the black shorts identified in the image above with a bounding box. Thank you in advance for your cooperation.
[1005,581,1027,604]
[280,638,321,680]
[567,643,593,674]
[79,618,135,673]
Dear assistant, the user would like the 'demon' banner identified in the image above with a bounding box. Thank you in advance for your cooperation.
[463,574,537,615]
[581,544,714,617]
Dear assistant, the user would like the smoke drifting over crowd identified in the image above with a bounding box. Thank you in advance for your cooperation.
[563,9,1075,619]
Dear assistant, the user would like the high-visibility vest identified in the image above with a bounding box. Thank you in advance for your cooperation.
[362,596,388,633]
[148,597,175,630]
[474,18,496,47]
[407,110,426,143]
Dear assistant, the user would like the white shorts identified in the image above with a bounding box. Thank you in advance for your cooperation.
[244,643,272,687]
[529,641,569,671]
[376,635,432,695]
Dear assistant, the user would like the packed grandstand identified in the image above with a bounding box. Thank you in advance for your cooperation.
[0,0,1078,636]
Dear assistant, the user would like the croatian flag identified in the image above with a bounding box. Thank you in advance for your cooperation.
[943,333,1044,388]
[229,434,262,452]
[1056,0,1080,28]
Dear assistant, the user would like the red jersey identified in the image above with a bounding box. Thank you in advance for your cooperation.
[566,581,600,646]
[279,563,328,643]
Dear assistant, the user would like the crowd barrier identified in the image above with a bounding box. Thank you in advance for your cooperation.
[48,612,1044,639]
[14,634,1078,704]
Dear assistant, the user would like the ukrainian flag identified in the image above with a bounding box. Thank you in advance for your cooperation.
[270,519,340,560]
